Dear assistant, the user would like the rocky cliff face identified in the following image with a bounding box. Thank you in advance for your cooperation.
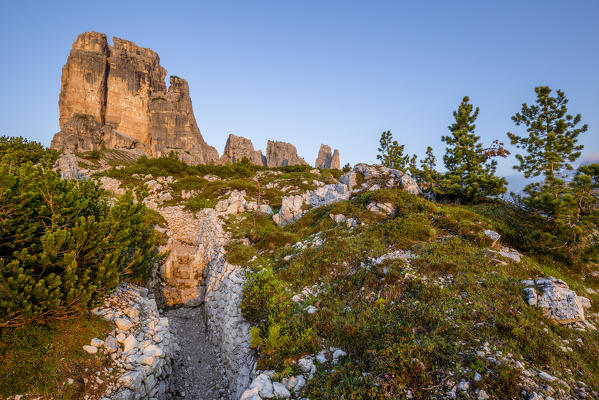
[53,32,341,168]
[53,32,218,165]
[315,144,340,169]
[220,134,266,166]
[103,37,167,146]
[266,140,307,167]
[149,76,219,165]
[58,32,109,129]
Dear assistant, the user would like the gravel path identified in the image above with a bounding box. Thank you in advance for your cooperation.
[165,306,231,400]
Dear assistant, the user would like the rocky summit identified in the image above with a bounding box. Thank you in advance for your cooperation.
[53,32,218,165]
[51,32,340,168]
[221,134,266,166]
[315,144,340,169]
[265,140,308,167]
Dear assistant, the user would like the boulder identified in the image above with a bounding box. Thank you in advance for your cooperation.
[340,171,358,190]
[82,345,98,354]
[522,277,592,324]
[366,202,395,216]
[484,229,501,246]
[277,193,309,226]
[54,152,88,180]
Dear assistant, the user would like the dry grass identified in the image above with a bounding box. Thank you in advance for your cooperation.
[0,314,115,399]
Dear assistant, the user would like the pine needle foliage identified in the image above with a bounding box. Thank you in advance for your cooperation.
[436,96,506,202]
[507,87,597,266]
[376,131,410,172]
[0,154,159,327]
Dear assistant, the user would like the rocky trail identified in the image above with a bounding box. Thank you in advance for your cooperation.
[165,306,231,400]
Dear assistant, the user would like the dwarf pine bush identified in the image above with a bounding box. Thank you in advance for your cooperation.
[0,154,159,327]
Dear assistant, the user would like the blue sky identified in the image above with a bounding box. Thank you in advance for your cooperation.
[1,0,597,186]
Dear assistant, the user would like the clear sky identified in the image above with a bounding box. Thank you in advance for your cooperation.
[1,0,597,186]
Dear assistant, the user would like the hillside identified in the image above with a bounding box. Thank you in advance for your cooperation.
[4,148,595,400]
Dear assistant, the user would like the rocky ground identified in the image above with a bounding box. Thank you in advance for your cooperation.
[165,307,231,400]
[48,153,599,399]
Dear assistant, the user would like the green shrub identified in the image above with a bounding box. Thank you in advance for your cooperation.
[0,160,159,327]
[185,195,217,212]
[0,136,53,166]
[196,157,266,179]
[242,265,295,328]
[225,243,257,265]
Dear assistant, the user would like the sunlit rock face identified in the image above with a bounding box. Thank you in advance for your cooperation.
[53,32,218,165]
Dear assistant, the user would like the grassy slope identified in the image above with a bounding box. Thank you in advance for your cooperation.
[225,189,599,399]
[31,153,598,399]
[0,315,114,399]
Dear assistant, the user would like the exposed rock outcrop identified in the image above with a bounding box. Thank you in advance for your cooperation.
[54,152,88,180]
[201,212,255,399]
[266,141,307,167]
[220,134,266,166]
[330,149,340,169]
[151,206,220,307]
[315,144,340,169]
[52,32,218,165]
[51,114,139,152]
[272,163,421,226]
[53,32,343,169]
[522,277,593,327]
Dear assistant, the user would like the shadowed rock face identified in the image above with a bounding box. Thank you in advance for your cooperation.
[53,32,218,165]
[220,134,265,166]
[266,140,307,167]
[104,37,167,146]
[315,144,341,169]
[330,149,340,169]
[149,76,219,165]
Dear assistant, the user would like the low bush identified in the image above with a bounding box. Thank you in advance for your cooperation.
[0,135,53,165]
[0,159,159,327]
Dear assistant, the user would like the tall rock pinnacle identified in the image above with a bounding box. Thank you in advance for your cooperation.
[315,144,340,169]
[52,32,218,165]
[52,32,340,167]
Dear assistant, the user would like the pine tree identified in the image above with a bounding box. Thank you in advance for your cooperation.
[507,86,588,217]
[376,131,410,171]
[559,163,599,264]
[408,154,419,177]
[419,146,438,188]
[507,87,597,266]
[436,96,506,202]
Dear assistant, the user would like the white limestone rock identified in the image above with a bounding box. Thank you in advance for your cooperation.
[83,344,98,354]
[273,381,291,398]
[123,334,137,353]
[523,277,592,324]
[304,305,318,314]
[114,317,134,331]
[484,229,501,246]
[332,348,347,364]
[366,201,395,216]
